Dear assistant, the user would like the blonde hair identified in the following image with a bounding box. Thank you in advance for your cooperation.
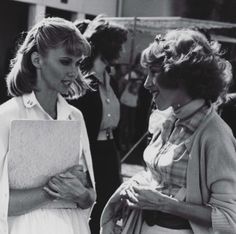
[141,29,232,102]
[6,17,91,99]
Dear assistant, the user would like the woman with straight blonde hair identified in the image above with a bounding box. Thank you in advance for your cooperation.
[0,17,96,234]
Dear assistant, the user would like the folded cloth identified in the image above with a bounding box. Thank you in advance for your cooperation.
[100,175,148,234]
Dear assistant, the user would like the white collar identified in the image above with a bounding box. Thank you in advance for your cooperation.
[22,92,73,120]
[22,92,38,108]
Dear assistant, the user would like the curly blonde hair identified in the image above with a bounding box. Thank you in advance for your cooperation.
[141,29,232,102]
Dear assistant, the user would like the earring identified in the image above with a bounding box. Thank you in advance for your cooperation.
[173,103,180,110]
[173,103,181,110]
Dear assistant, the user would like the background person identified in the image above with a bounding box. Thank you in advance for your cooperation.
[101,29,236,234]
[0,17,96,234]
[119,70,143,153]
[70,16,128,234]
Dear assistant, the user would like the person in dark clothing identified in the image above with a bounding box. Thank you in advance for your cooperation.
[70,16,128,234]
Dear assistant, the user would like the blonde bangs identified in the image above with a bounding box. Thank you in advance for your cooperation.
[63,31,91,57]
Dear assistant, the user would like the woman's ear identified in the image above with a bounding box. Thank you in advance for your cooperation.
[31,51,42,69]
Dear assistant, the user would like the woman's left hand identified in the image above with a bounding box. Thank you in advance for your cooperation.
[44,167,96,209]
[121,184,175,212]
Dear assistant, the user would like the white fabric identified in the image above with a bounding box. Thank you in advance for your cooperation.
[148,107,173,134]
[8,209,90,234]
[0,92,95,234]
[141,221,194,234]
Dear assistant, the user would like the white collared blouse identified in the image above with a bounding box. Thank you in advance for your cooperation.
[0,92,95,234]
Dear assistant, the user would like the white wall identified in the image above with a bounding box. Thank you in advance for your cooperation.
[121,0,173,17]
[11,0,117,16]
[81,0,117,16]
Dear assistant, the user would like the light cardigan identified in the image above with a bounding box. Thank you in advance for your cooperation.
[101,105,236,234]
[185,105,236,233]
[0,93,96,234]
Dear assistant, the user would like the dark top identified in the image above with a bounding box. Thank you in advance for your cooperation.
[69,74,119,147]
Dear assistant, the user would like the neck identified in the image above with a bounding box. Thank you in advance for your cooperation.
[173,98,193,111]
[172,90,192,111]
[35,70,58,119]
[35,90,58,119]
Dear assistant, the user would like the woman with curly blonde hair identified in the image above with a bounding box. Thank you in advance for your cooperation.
[101,29,236,234]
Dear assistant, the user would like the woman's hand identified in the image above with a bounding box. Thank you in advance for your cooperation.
[61,165,91,188]
[121,183,212,227]
[44,165,96,209]
[121,184,175,213]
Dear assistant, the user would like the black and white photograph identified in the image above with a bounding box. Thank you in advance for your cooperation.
[1,0,236,233]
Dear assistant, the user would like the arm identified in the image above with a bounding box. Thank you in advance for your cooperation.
[44,166,96,209]
[205,128,236,232]
[168,199,211,227]
[122,185,212,227]
[9,187,54,216]
[9,165,95,216]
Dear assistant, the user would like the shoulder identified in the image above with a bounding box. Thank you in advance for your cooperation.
[203,110,234,141]
[0,97,24,140]
[0,96,23,120]
[189,107,236,158]
[196,107,233,140]
[193,109,236,166]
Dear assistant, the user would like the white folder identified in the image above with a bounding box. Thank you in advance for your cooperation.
[8,120,81,189]
[8,120,81,208]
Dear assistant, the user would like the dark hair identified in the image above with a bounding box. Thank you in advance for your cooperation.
[74,19,91,34]
[6,17,91,98]
[141,29,232,102]
[75,16,128,73]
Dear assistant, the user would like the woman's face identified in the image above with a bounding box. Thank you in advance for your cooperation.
[37,46,83,96]
[144,66,180,110]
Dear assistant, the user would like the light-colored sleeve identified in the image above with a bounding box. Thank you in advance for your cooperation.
[70,106,96,190]
[0,110,11,234]
[206,129,236,233]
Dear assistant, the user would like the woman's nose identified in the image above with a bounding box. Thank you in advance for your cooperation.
[68,71,76,79]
